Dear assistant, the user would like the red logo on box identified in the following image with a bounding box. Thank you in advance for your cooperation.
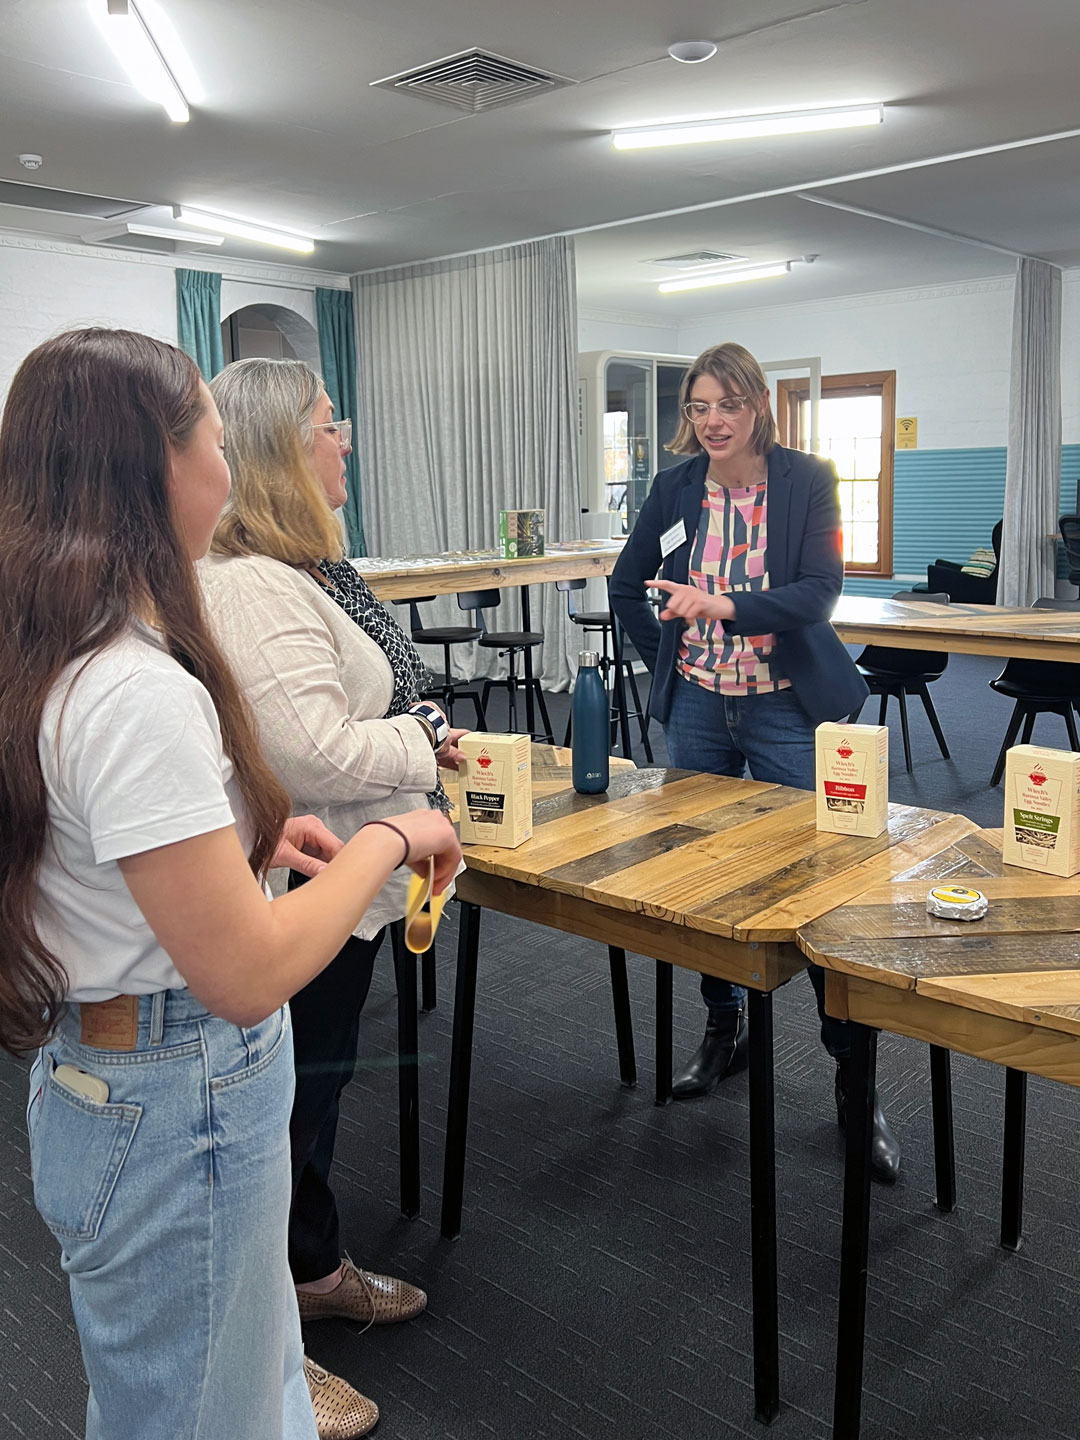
[1029,769,1047,786]
[477,754,493,769]
[837,744,853,759]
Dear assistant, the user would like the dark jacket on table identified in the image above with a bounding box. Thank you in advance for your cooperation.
[609,444,868,726]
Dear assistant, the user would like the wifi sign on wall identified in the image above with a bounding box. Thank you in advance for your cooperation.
[896,416,918,450]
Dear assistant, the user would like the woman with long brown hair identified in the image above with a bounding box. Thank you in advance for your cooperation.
[0,328,460,1439]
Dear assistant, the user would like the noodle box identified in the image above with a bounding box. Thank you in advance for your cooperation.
[815,722,889,837]
[1003,744,1080,876]
[457,732,533,847]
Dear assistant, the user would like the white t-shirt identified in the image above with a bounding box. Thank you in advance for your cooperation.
[36,627,251,1002]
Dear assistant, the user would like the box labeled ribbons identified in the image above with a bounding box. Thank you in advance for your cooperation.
[1003,744,1080,876]
[457,732,533,847]
[815,722,889,837]
[499,509,545,559]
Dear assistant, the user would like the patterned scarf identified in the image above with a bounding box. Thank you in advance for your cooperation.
[317,558,451,814]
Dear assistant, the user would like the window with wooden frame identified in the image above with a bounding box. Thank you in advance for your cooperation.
[776,371,895,577]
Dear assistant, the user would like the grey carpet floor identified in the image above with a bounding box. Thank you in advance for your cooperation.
[2,655,1079,1440]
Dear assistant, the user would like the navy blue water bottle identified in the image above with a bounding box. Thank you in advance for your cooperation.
[572,650,610,794]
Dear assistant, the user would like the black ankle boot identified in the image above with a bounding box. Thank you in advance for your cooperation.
[671,1008,749,1100]
[834,1062,901,1185]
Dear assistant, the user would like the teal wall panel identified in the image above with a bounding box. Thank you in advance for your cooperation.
[840,445,1080,598]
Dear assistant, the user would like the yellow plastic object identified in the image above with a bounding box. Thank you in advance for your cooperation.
[403,856,445,953]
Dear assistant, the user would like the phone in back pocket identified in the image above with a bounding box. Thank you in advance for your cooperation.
[53,1063,110,1105]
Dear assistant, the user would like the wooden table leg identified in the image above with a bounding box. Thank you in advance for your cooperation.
[747,987,779,1424]
[1000,1066,1027,1251]
[390,921,421,1220]
[607,946,637,1088]
[833,1021,877,1440]
[441,900,482,1240]
[929,1044,957,1213]
[654,961,673,1106]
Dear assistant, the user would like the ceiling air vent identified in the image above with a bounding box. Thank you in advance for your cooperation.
[0,179,144,220]
[371,48,574,112]
[645,250,748,270]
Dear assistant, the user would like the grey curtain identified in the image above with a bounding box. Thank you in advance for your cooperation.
[1000,258,1062,606]
[175,269,224,379]
[316,287,364,555]
[353,237,581,689]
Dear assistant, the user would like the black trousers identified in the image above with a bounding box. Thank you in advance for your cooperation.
[286,871,385,1282]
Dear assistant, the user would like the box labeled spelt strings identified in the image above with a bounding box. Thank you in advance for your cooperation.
[457,733,533,847]
[815,722,889,837]
[1003,744,1080,876]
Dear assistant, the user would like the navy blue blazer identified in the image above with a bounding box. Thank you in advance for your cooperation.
[609,445,869,726]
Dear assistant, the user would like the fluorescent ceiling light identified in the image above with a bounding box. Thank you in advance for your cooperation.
[613,103,884,151]
[175,207,315,254]
[658,262,791,293]
[127,222,224,245]
[90,0,191,123]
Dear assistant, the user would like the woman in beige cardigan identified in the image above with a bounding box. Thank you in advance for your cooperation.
[200,358,465,1440]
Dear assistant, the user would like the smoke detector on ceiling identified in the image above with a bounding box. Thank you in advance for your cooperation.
[371,48,574,113]
[645,249,747,271]
[18,154,43,170]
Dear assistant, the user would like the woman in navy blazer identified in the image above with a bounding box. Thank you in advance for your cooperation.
[610,342,898,1183]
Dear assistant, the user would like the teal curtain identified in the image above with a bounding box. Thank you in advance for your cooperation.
[176,269,225,379]
[316,287,364,556]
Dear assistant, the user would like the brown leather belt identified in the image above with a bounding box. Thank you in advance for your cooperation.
[79,994,140,1051]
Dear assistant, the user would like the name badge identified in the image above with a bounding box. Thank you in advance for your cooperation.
[659,520,686,558]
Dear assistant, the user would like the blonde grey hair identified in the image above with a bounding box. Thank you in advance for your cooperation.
[209,358,344,565]
[667,342,779,457]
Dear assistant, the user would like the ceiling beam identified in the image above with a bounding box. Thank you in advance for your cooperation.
[795,192,1035,262]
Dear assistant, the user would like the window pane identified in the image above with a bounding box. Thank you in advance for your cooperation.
[850,481,879,524]
[849,523,880,565]
[854,435,882,480]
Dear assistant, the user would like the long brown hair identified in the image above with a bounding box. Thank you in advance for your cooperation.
[0,328,291,1055]
[668,341,779,456]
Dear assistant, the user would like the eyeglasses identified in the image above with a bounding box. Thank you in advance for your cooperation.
[311,418,353,451]
[682,397,750,422]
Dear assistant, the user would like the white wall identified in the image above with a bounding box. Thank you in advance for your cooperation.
[0,238,177,395]
[676,271,1080,449]
[577,310,682,358]
[0,232,348,399]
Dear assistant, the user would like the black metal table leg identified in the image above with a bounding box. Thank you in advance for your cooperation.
[607,946,637,1087]
[440,900,482,1239]
[421,943,437,1012]
[654,961,673,1106]
[833,1021,877,1440]
[929,1044,956,1213]
[746,988,779,1424]
[1000,1066,1027,1251]
[390,922,421,1219]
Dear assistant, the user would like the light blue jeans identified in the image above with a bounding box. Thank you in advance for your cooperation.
[26,990,318,1440]
[664,675,849,1059]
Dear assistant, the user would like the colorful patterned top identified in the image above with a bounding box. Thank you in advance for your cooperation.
[676,479,790,695]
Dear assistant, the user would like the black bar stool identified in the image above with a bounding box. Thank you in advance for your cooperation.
[395,596,487,729]
[557,579,652,762]
[458,587,554,741]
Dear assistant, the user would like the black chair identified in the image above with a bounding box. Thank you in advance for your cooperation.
[927,520,1002,604]
[458,588,554,742]
[557,579,653,763]
[989,597,1080,785]
[395,596,487,729]
[849,591,951,773]
[1059,514,1080,595]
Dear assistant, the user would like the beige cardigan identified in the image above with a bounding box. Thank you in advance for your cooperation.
[198,552,441,939]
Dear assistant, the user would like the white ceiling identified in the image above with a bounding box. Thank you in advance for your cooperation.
[1,0,1078,312]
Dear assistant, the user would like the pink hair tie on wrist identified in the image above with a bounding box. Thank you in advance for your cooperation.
[363,819,410,867]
